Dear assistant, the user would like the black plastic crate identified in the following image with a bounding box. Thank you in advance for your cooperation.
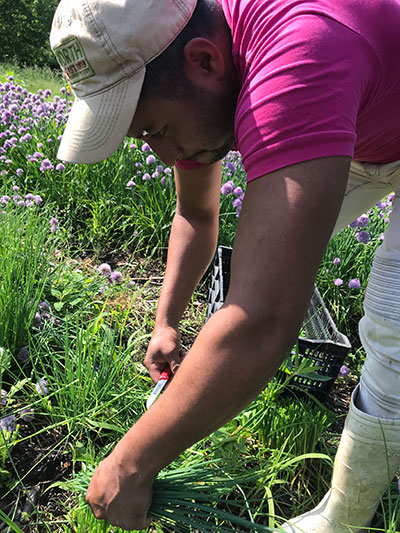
[206,246,351,403]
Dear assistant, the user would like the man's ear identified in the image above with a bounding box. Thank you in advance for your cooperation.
[183,38,225,91]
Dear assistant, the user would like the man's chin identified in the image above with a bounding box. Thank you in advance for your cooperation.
[193,151,215,164]
[195,143,235,165]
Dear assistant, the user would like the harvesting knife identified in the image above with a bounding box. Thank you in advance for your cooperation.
[146,366,172,409]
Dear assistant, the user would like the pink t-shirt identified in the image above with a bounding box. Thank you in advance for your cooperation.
[178,0,400,182]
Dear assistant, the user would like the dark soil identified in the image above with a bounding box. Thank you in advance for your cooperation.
[0,422,75,532]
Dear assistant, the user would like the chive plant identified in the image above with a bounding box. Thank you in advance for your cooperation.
[28,310,150,438]
[0,190,60,354]
[65,459,287,532]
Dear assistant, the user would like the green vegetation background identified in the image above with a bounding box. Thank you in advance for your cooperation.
[0,0,59,68]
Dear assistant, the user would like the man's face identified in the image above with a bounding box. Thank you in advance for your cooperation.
[127,83,236,167]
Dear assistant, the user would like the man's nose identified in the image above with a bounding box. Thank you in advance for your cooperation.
[145,137,183,167]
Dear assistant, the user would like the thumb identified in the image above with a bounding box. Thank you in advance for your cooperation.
[169,359,181,375]
[170,348,187,374]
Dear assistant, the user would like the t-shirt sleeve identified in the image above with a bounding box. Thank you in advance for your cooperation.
[235,14,371,182]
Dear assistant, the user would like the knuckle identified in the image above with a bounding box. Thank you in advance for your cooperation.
[91,505,105,520]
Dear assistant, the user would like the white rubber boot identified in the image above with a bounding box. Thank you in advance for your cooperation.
[281,386,400,533]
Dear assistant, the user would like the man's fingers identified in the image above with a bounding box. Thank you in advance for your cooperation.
[87,492,152,531]
[109,514,152,531]
[169,360,180,374]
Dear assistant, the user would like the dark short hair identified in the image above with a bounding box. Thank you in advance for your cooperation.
[140,0,223,100]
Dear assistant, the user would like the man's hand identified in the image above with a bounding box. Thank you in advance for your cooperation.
[86,449,153,531]
[144,325,186,382]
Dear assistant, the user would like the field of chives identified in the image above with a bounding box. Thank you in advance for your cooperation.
[0,66,398,532]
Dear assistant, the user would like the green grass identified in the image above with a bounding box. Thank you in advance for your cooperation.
[0,62,65,97]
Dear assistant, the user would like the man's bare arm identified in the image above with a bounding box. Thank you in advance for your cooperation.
[144,161,222,381]
[87,156,350,530]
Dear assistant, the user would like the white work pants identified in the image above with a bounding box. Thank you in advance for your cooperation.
[331,160,400,419]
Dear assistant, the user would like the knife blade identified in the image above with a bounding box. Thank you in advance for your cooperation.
[146,366,172,409]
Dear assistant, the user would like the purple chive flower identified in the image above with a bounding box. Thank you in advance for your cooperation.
[33,312,42,328]
[129,143,137,150]
[34,195,43,205]
[225,161,236,172]
[55,162,65,171]
[142,173,151,181]
[334,278,344,286]
[221,181,234,195]
[37,142,43,149]
[339,364,349,377]
[33,152,42,159]
[160,176,166,186]
[129,280,136,287]
[97,263,112,277]
[18,346,30,362]
[19,408,34,422]
[13,185,19,192]
[357,214,369,228]
[110,270,122,283]
[349,214,369,229]
[356,231,371,244]
[146,154,156,164]
[333,257,341,265]
[233,186,243,197]
[35,378,48,396]
[40,159,54,172]
[232,198,242,208]
[50,217,59,226]
[1,389,7,406]
[50,225,58,233]
[141,142,151,152]
[38,301,50,312]
[20,133,32,143]
[0,414,17,432]
[348,278,361,289]
[126,180,136,188]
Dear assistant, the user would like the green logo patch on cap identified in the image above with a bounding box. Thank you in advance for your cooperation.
[54,37,95,83]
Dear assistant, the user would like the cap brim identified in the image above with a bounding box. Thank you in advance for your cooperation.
[57,71,144,164]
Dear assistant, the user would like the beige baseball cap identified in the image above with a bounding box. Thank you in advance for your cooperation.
[50,0,197,164]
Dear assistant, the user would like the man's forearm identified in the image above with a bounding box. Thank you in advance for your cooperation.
[113,304,298,480]
[154,211,218,328]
